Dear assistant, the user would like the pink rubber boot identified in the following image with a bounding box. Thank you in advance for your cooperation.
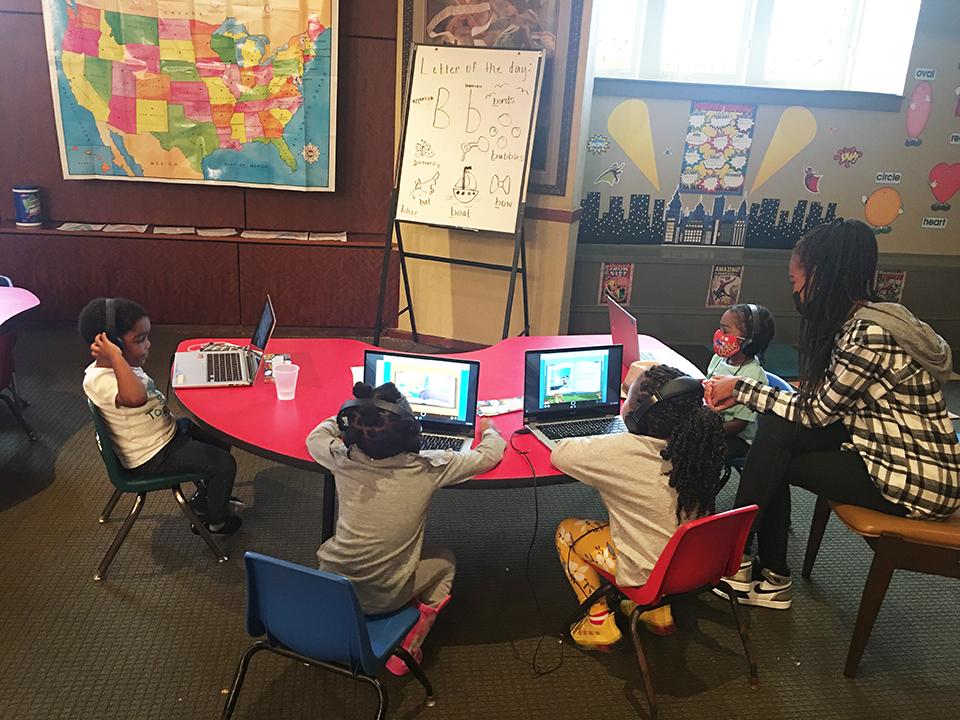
[385,595,451,676]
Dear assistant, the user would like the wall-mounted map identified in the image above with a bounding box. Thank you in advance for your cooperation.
[41,0,338,191]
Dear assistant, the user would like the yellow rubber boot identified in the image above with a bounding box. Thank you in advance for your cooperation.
[570,603,622,652]
[620,600,676,636]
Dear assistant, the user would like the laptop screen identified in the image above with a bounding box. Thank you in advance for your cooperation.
[607,296,640,369]
[524,345,623,421]
[250,295,276,352]
[364,351,480,431]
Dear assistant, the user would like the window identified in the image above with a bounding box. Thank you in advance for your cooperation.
[592,0,922,95]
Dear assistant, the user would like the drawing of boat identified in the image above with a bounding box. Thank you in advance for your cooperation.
[453,166,479,203]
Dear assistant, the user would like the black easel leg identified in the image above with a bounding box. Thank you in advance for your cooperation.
[519,226,530,336]
[501,231,523,339]
[373,219,395,347]
[395,223,419,343]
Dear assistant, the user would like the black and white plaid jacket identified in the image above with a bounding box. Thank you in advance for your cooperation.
[734,318,960,519]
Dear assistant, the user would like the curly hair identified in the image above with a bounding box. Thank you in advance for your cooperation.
[77,297,147,345]
[340,382,422,459]
[634,365,729,523]
[792,219,878,402]
[728,303,776,363]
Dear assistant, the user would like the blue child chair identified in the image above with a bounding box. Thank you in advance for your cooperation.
[726,371,795,473]
[222,552,436,720]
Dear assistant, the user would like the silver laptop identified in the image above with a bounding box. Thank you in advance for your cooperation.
[172,296,276,388]
[364,350,480,452]
[523,345,627,449]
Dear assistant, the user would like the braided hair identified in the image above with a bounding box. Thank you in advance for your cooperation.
[341,382,422,459]
[792,219,878,402]
[634,365,728,523]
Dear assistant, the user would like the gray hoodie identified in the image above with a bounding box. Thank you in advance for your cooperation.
[856,302,953,387]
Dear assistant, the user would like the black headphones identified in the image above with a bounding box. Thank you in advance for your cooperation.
[104,298,123,349]
[740,303,759,357]
[623,376,704,435]
[336,396,422,453]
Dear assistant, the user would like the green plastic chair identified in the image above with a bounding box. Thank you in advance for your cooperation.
[89,400,227,581]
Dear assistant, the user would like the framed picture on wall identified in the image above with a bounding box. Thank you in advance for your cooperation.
[402,0,582,196]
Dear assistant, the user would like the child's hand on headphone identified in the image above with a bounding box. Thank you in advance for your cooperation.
[91,332,124,365]
[703,375,738,411]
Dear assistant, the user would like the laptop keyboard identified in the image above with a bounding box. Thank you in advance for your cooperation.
[207,352,244,383]
[420,434,467,452]
[539,416,627,440]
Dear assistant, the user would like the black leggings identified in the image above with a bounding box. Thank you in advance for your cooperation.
[734,413,906,575]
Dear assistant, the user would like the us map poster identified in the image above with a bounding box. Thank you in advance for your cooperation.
[598,262,633,305]
[679,102,755,195]
[41,0,338,190]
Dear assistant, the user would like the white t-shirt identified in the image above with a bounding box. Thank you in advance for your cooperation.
[83,363,177,468]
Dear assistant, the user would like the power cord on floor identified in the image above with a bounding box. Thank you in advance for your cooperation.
[508,429,564,677]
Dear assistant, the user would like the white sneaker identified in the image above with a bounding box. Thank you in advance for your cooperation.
[721,555,754,593]
[714,568,793,610]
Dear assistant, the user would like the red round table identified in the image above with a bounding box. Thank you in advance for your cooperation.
[174,334,703,538]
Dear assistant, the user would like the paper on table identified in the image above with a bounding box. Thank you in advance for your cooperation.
[153,226,195,235]
[351,366,363,384]
[57,222,105,232]
[241,230,309,241]
[197,228,238,237]
[308,231,348,242]
[103,224,148,233]
[477,397,522,416]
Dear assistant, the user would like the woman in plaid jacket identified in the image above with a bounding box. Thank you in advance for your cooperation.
[705,219,960,610]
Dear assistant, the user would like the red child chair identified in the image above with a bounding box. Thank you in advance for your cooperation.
[567,505,760,719]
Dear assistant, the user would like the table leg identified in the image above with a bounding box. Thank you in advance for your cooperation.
[321,470,336,542]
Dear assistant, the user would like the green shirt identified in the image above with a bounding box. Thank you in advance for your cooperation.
[706,355,769,444]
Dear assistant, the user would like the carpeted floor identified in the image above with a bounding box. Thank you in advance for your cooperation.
[0,324,957,720]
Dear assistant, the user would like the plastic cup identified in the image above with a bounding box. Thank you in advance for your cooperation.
[273,363,300,400]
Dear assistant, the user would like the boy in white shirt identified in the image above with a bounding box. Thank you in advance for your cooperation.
[79,297,241,535]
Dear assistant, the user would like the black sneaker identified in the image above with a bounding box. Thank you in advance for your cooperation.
[189,491,244,517]
[191,515,243,536]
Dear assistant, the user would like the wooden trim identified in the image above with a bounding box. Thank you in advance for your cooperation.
[594,77,904,112]
[384,328,488,351]
[524,206,583,224]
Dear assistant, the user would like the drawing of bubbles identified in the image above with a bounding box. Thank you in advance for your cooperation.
[511,127,521,138]
[490,126,498,136]
[498,113,512,126]
[497,136,508,148]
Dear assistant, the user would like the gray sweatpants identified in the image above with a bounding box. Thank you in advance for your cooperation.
[412,546,455,608]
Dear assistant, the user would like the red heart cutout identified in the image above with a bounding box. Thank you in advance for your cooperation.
[928,162,960,204]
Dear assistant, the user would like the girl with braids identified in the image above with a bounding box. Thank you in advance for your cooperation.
[706,219,960,611]
[553,365,728,651]
[306,381,505,674]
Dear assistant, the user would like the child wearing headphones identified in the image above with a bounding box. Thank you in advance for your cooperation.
[553,365,728,650]
[79,297,242,535]
[306,381,506,675]
[707,303,775,460]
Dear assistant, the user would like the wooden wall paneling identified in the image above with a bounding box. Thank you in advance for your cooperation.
[340,0,397,40]
[243,35,396,233]
[0,233,240,324]
[0,13,246,227]
[238,242,399,328]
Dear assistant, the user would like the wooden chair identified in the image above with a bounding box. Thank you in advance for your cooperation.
[802,497,960,677]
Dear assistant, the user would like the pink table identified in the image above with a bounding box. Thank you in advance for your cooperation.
[174,335,703,538]
[0,287,40,326]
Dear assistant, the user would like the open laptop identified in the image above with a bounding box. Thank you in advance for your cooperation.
[607,295,656,370]
[364,350,480,452]
[523,345,626,449]
[172,295,276,388]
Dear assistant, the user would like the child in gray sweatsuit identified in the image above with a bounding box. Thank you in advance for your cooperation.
[306,381,505,674]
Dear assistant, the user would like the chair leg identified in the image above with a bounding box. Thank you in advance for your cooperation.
[221,641,269,720]
[0,392,37,441]
[563,582,610,640]
[98,488,124,524]
[721,581,759,689]
[801,495,832,579]
[628,609,658,720]
[172,485,228,563]
[844,540,896,678]
[10,373,27,408]
[391,647,436,707]
[95,492,146,581]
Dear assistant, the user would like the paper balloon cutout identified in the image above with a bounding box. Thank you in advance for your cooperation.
[608,99,660,191]
[750,107,817,193]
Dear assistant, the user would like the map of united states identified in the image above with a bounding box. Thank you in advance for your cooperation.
[43,0,335,190]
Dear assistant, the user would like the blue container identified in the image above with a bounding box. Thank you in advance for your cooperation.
[12,186,42,227]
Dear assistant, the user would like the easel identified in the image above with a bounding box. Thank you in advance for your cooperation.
[373,44,542,346]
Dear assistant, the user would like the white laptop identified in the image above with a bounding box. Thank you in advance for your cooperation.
[172,296,276,388]
[607,295,656,371]
[523,345,626,449]
[364,350,481,452]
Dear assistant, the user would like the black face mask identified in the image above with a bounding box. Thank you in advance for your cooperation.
[793,288,813,319]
